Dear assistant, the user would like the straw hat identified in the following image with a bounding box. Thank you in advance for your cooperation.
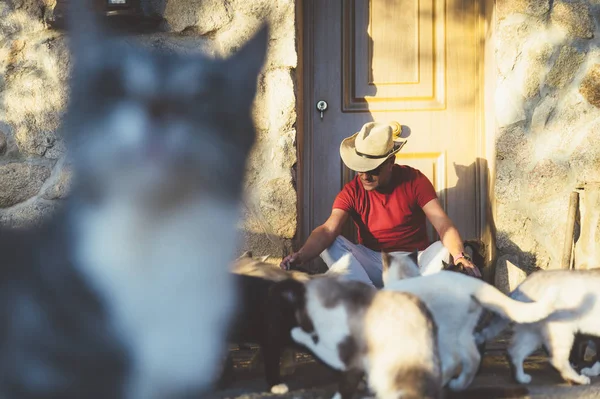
[339,122,407,172]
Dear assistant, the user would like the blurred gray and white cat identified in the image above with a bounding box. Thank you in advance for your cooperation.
[0,3,267,398]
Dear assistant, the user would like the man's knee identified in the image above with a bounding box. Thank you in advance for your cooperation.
[320,235,355,267]
[424,240,448,255]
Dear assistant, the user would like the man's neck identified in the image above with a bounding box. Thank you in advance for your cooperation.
[375,177,394,194]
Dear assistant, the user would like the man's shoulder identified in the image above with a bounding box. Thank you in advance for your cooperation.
[340,174,362,195]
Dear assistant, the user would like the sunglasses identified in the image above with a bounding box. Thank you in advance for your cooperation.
[360,159,391,176]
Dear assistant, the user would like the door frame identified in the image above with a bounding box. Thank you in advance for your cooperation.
[295,0,497,279]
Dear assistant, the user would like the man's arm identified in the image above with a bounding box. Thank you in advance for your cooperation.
[421,198,481,277]
[280,209,349,270]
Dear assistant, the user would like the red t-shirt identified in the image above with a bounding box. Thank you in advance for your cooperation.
[332,165,438,252]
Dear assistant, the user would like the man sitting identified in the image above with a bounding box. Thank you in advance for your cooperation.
[280,122,480,288]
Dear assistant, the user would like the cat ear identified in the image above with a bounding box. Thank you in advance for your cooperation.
[66,0,105,60]
[223,24,269,104]
[65,0,116,91]
[381,252,391,271]
[259,255,271,263]
[441,260,450,269]
[394,252,421,280]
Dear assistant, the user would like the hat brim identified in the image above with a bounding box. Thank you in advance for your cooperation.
[339,133,406,172]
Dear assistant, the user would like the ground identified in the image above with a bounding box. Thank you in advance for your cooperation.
[212,334,600,399]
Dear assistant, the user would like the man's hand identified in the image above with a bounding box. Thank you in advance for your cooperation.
[456,258,482,278]
[280,252,302,270]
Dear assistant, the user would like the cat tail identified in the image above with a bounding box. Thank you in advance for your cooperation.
[470,284,559,324]
[445,386,529,399]
[474,288,596,345]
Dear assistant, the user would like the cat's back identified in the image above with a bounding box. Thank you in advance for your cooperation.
[364,290,437,356]
[385,270,482,304]
[514,269,600,306]
[364,290,442,399]
[232,257,312,282]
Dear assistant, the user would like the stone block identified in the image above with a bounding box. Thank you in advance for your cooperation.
[580,64,600,108]
[497,0,550,18]
[0,198,58,228]
[530,94,558,135]
[2,35,69,158]
[0,130,6,156]
[526,195,572,267]
[551,0,595,39]
[495,83,527,127]
[258,176,297,239]
[496,18,539,78]
[495,160,522,203]
[0,161,52,208]
[495,204,537,255]
[523,43,554,98]
[570,121,600,182]
[524,159,572,202]
[268,129,297,171]
[265,68,296,133]
[546,46,586,89]
[161,0,232,33]
[495,122,533,166]
[494,254,528,295]
[237,229,293,260]
[41,157,72,200]
[252,68,296,133]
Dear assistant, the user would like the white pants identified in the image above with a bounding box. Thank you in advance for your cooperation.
[320,235,449,288]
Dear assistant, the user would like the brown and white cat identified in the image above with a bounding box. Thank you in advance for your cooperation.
[278,258,443,399]
[382,251,560,391]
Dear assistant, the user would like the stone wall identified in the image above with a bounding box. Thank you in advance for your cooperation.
[493,0,600,292]
[0,0,297,259]
[0,2,71,227]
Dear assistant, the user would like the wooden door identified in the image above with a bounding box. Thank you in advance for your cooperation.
[300,0,490,273]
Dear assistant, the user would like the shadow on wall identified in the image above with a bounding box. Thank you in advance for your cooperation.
[435,158,500,283]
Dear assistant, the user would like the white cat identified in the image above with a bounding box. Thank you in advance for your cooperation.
[476,269,597,385]
[382,251,560,391]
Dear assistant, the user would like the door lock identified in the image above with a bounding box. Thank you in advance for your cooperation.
[316,100,328,120]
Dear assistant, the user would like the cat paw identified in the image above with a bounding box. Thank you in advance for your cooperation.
[330,393,342,399]
[290,327,304,342]
[270,383,289,394]
[568,374,591,385]
[447,378,468,391]
[581,362,600,377]
[474,333,485,346]
[515,373,532,384]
